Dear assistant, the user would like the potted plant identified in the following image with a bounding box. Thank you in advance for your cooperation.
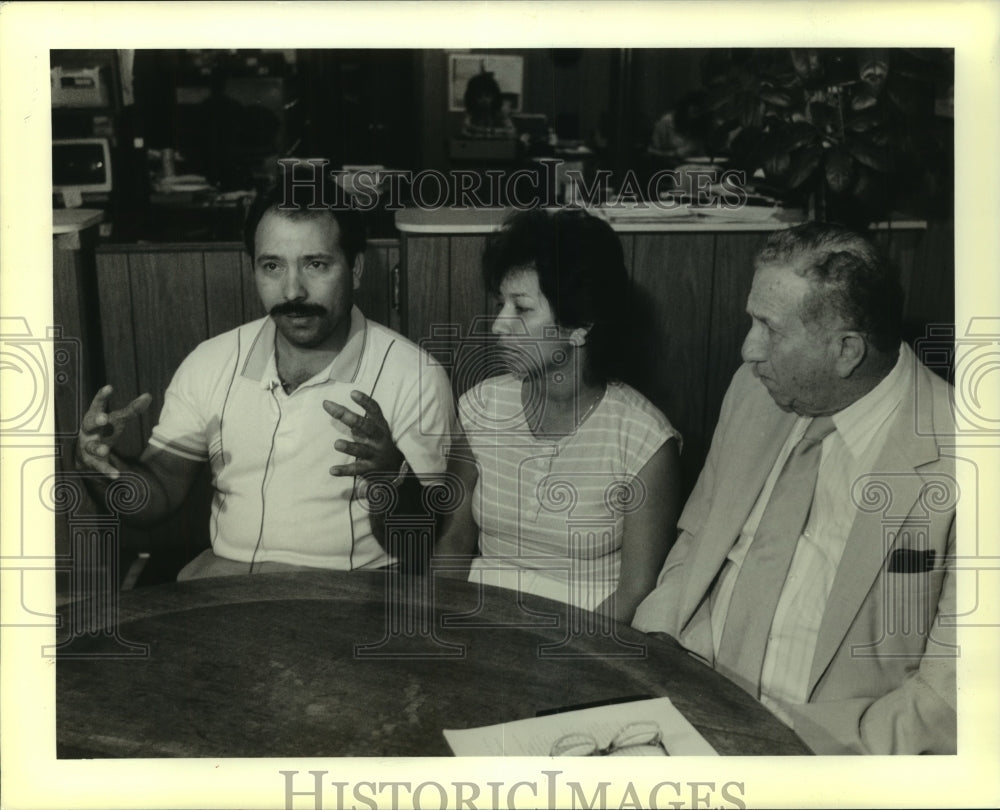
[702,48,953,226]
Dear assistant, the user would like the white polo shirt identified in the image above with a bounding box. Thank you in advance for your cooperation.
[149,307,455,571]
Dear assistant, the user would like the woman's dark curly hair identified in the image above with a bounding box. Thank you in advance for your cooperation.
[482,208,630,385]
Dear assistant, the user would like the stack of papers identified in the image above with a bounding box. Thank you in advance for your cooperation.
[443,697,717,756]
[153,174,213,193]
[595,202,782,224]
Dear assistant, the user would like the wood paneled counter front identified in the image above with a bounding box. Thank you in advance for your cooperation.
[396,206,954,495]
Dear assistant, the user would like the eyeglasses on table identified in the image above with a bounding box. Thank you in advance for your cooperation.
[549,721,669,756]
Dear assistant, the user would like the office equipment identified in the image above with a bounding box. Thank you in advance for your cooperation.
[51,66,110,108]
[52,138,113,199]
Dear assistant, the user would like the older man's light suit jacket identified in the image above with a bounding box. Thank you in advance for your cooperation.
[633,348,957,754]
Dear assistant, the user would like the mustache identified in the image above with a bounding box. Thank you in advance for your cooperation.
[270,302,327,318]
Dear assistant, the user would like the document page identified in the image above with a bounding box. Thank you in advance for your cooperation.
[443,696,717,756]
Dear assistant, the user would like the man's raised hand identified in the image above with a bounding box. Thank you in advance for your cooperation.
[323,390,404,480]
[76,385,152,479]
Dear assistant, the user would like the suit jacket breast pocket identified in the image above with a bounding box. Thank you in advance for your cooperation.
[887,548,936,574]
[882,550,945,641]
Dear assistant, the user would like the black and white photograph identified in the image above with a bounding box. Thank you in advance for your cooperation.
[2,2,998,809]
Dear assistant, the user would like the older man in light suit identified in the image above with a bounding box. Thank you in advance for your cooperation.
[633,222,956,755]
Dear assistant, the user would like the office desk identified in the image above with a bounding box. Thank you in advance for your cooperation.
[57,570,810,757]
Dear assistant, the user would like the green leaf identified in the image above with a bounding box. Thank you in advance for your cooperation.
[781,121,821,151]
[885,75,923,115]
[857,50,889,92]
[790,49,822,81]
[846,137,893,172]
[759,88,793,107]
[824,148,856,194]
[708,83,737,105]
[869,129,891,147]
[785,144,823,190]
[808,101,837,132]
[845,107,881,132]
[850,88,879,112]
[763,152,791,182]
[739,95,765,129]
[852,164,871,198]
[844,110,882,133]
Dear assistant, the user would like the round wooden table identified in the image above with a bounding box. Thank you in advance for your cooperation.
[57,570,810,757]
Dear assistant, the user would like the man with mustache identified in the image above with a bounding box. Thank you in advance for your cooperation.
[74,174,455,578]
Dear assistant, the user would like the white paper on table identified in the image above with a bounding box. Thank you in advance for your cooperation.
[443,696,717,756]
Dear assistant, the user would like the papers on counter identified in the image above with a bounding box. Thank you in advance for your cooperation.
[152,174,214,193]
[595,201,784,225]
[443,696,717,757]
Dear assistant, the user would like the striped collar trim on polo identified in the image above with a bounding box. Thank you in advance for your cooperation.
[241,305,368,389]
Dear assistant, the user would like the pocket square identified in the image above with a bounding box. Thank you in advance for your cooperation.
[887,548,936,574]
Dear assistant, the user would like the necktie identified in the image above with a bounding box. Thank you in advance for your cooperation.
[715,415,837,696]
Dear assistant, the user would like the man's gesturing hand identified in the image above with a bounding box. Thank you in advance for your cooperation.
[323,390,405,480]
[76,385,152,479]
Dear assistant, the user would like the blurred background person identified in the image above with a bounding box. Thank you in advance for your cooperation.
[647,90,711,165]
[461,68,516,138]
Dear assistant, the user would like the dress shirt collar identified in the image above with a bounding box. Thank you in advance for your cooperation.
[242,305,368,389]
[829,342,912,460]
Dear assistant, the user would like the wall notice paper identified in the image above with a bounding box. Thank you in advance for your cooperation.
[443,697,717,756]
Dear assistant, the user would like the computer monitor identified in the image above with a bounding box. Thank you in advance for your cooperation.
[52,138,112,198]
[510,114,549,143]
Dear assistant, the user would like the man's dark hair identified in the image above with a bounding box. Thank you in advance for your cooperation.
[242,165,367,268]
[755,221,904,353]
[482,208,630,385]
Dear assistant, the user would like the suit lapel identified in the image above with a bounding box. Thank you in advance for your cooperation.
[677,400,797,635]
[807,379,944,695]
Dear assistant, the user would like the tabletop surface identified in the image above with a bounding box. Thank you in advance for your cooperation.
[56,570,810,758]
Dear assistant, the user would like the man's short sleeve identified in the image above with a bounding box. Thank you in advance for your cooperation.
[384,349,456,482]
[148,344,218,462]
